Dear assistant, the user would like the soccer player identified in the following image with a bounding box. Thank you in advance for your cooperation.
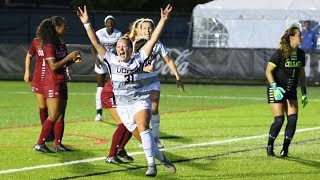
[139,18,184,148]
[77,5,176,176]
[128,18,144,42]
[24,23,55,142]
[93,15,122,121]
[265,26,308,157]
[33,16,82,153]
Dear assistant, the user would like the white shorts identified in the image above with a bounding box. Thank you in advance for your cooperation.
[145,81,160,91]
[94,62,108,74]
[116,99,151,132]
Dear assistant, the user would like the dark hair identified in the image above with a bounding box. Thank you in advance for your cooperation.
[134,38,148,53]
[279,26,300,59]
[35,18,57,47]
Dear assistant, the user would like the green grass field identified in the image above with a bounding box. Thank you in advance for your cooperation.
[0,81,319,179]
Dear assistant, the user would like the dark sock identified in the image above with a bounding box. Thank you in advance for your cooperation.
[267,115,284,147]
[118,127,132,150]
[108,124,126,157]
[37,118,54,145]
[97,109,102,115]
[283,114,297,150]
[54,120,65,146]
[39,107,48,124]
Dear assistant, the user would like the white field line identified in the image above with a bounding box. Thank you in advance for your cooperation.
[2,91,320,102]
[1,126,320,175]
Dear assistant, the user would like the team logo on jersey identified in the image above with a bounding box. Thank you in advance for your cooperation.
[285,60,302,67]
[37,49,44,56]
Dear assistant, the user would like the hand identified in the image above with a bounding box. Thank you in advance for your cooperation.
[73,54,82,63]
[160,4,172,21]
[24,73,30,84]
[143,65,154,72]
[271,82,285,100]
[302,95,308,108]
[176,80,184,92]
[77,6,89,24]
[68,51,81,60]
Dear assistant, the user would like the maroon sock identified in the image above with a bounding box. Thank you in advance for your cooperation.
[54,120,65,146]
[37,118,54,145]
[108,124,126,157]
[39,108,48,124]
[118,127,132,150]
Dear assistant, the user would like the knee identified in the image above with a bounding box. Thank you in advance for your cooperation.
[287,114,297,126]
[274,115,285,124]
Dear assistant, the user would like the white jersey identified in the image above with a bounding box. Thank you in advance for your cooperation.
[102,50,149,105]
[140,41,168,85]
[96,28,122,53]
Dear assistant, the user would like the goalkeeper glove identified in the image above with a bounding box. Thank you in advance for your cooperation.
[301,87,308,108]
[271,82,286,100]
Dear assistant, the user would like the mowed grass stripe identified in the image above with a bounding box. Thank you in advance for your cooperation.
[1,126,319,175]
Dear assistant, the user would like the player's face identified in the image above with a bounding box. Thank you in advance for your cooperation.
[116,39,132,62]
[105,19,115,33]
[291,30,302,47]
[56,23,67,36]
[141,22,154,40]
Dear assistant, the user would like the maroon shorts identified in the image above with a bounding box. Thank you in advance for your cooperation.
[43,80,68,100]
[101,79,116,108]
[31,82,43,94]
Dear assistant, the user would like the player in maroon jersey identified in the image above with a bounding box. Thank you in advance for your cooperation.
[24,33,55,141]
[33,16,81,153]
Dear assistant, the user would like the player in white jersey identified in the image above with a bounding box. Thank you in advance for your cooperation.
[77,4,176,177]
[93,15,122,121]
[139,18,185,148]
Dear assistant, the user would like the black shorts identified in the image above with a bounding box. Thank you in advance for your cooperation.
[267,85,297,103]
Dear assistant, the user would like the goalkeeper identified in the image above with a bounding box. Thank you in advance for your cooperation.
[265,26,308,158]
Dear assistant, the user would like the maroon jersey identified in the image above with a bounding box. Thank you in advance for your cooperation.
[42,41,69,99]
[28,38,46,93]
[101,79,116,108]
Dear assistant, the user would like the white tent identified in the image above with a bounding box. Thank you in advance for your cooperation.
[192,0,320,48]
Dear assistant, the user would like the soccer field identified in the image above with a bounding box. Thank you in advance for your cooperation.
[0,81,319,179]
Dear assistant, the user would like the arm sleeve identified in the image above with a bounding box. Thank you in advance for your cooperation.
[28,40,36,56]
[43,44,56,61]
[268,49,281,66]
[158,41,169,57]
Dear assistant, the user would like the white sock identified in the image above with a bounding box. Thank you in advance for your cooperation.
[151,114,160,140]
[95,87,103,111]
[140,129,156,165]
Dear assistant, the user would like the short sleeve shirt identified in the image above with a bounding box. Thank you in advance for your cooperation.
[268,48,305,91]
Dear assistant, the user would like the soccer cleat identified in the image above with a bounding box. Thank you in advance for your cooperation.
[105,156,124,164]
[95,113,102,121]
[161,155,176,173]
[266,146,275,156]
[117,149,134,162]
[45,132,55,142]
[145,163,157,177]
[155,139,164,149]
[55,144,72,152]
[280,149,288,157]
[34,144,54,153]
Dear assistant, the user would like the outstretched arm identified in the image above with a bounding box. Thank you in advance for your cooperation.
[77,6,106,59]
[163,55,184,91]
[143,4,172,56]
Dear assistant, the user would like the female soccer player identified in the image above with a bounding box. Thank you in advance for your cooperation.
[24,19,54,141]
[33,16,81,153]
[77,5,176,176]
[265,26,308,157]
[93,15,122,121]
[139,18,184,148]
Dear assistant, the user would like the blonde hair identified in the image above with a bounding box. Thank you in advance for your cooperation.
[129,18,144,39]
[117,35,133,48]
[133,37,148,53]
[140,18,155,29]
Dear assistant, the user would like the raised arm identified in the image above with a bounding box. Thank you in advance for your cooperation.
[77,6,106,59]
[142,4,172,56]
